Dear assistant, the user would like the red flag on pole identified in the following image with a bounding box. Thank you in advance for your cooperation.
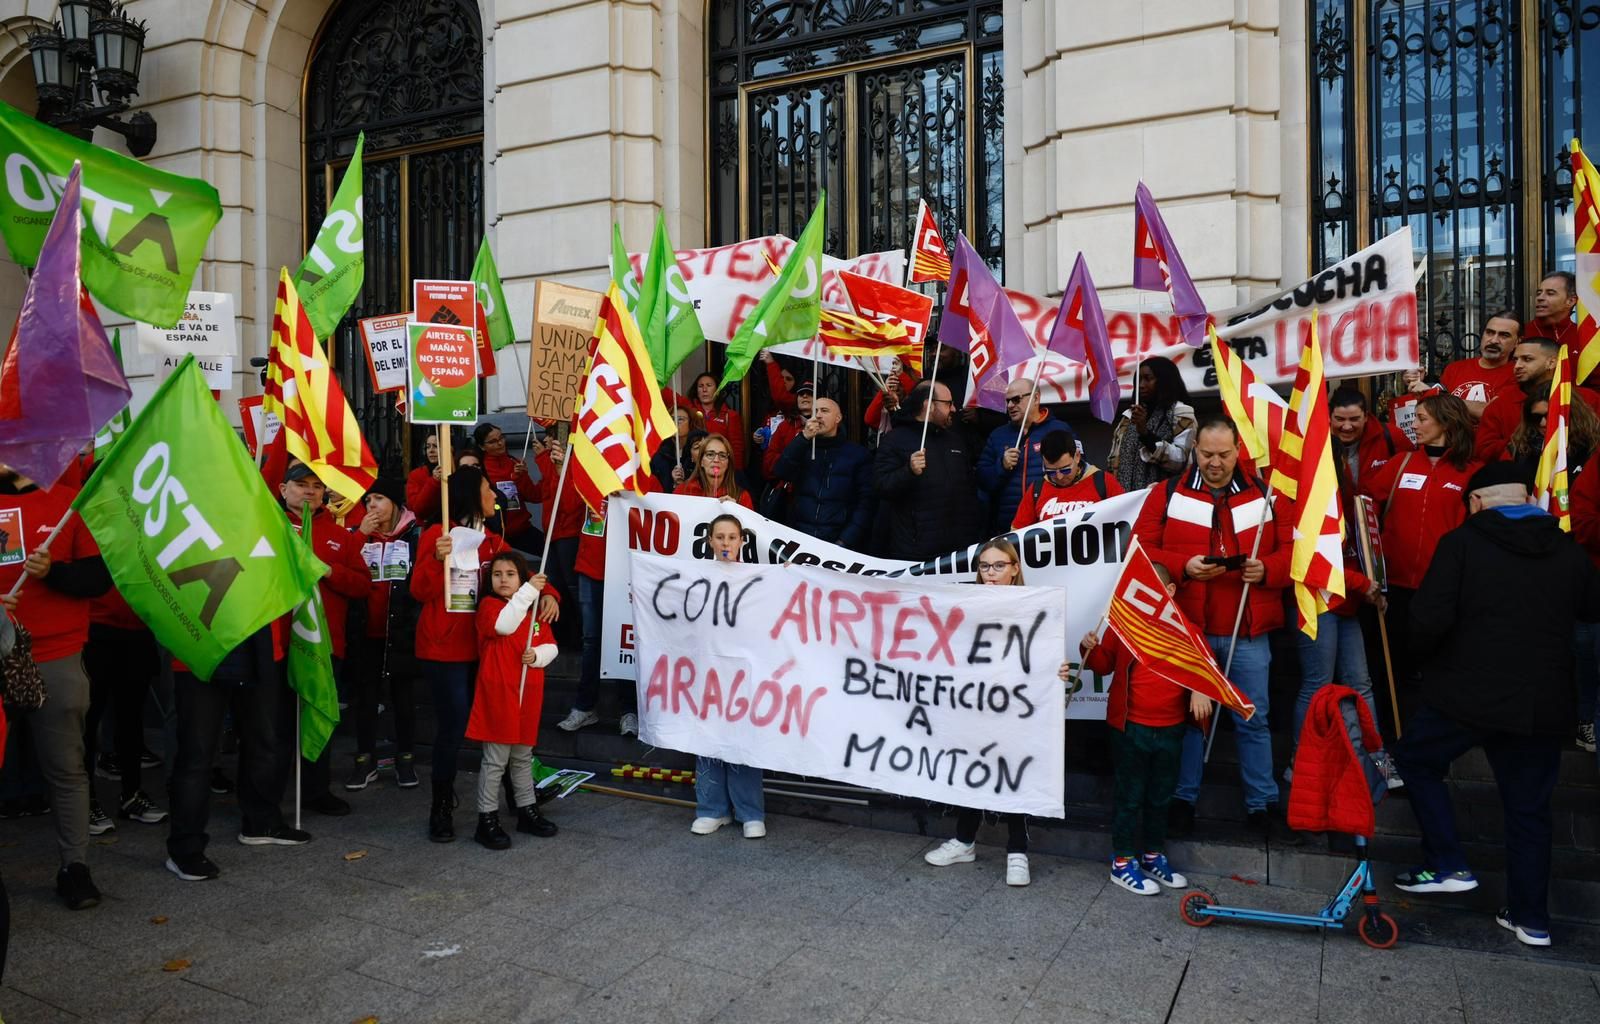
[1103,539,1257,719]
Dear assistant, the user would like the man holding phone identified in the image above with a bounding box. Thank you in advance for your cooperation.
[1133,417,1296,840]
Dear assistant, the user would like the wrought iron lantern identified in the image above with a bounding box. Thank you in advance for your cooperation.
[26,0,156,157]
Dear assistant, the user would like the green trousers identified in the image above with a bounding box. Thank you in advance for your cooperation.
[1110,721,1186,859]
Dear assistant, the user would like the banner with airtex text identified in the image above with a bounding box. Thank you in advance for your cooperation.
[631,552,1068,816]
[603,489,1151,720]
[986,227,1420,405]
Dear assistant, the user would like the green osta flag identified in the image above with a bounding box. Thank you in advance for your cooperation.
[287,507,339,760]
[635,213,705,385]
[0,102,221,327]
[293,132,365,340]
[719,195,825,389]
[92,329,130,456]
[470,237,515,351]
[72,357,329,681]
[610,223,641,312]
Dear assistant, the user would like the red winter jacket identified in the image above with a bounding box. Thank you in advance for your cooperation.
[1341,417,1414,488]
[864,371,919,434]
[575,475,661,581]
[1011,466,1124,529]
[1287,684,1383,838]
[1477,382,1600,463]
[1082,631,1196,732]
[1132,467,1294,638]
[410,523,510,663]
[406,465,442,526]
[1359,450,1479,590]
[1571,450,1600,570]
[286,507,372,660]
[535,449,584,542]
[481,451,540,539]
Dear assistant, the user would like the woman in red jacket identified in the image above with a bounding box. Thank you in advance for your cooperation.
[405,432,444,527]
[684,373,747,472]
[673,434,753,508]
[472,423,542,550]
[1360,394,1479,725]
[410,466,558,842]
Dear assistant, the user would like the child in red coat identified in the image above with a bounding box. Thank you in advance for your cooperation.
[467,553,559,849]
[1080,562,1210,897]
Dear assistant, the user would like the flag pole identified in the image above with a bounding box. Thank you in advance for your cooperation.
[1203,487,1274,764]
[5,509,75,600]
[810,337,821,459]
[1376,608,1403,738]
[512,343,536,464]
[294,699,302,831]
[438,426,452,607]
[917,342,944,453]
[521,437,575,704]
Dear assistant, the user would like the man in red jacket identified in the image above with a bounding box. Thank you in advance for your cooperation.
[1477,336,1600,462]
[1133,417,1296,840]
[1529,271,1578,351]
[1329,387,1413,487]
[1011,427,1124,528]
[281,460,372,816]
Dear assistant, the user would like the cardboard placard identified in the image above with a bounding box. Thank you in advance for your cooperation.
[136,291,239,356]
[237,395,282,455]
[157,353,233,391]
[528,281,603,422]
[0,509,23,566]
[407,322,479,425]
[359,312,411,393]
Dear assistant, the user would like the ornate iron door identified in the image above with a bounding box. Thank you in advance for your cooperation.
[304,0,485,477]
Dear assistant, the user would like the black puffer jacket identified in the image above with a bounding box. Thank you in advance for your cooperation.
[772,432,873,549]
[1411,506,1600,736]
[873,414,984,561]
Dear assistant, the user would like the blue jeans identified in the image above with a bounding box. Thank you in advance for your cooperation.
[1174,633,1277,812]
[695,757,765,822]
[1294,611,1377,743]
[422,660,475,788]
[1393,706,1560,931]
[576,573,604,713]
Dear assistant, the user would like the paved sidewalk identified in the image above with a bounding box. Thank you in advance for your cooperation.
[3,784,1599,1023]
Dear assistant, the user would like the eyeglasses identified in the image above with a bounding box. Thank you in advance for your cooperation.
[977,561,1015,573]
[1044,466,1075,480]
[1005,395,1027,405]
[929,398,955,406]
[701,451,730,461]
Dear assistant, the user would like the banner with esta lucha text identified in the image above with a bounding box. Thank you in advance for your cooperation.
[985,226,1420,405]
[602,489,1153,720]
[631,551,1068,816]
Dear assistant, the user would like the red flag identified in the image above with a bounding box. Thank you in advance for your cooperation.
[909,199,952,283]
[1103,540,1257,719]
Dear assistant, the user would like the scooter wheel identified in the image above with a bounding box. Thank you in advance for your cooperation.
[1358,911,1399,949]
[1180,889,1217,928]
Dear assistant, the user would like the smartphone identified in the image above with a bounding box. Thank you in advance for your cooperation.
[1201,555,1247,570]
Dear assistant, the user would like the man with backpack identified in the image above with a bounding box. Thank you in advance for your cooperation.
[1132,417,1297,842]
[1011,427,1124,529]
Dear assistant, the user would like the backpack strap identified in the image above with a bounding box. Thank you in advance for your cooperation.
[1092,472,1108,501]
[1383,451,1415,520]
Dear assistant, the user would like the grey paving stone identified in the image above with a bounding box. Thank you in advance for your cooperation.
[351,931,508,996]
[0,984,84,1023]
[708,944,894,1024]
[874,940,1050,1024]
[561,953,748,1024]
[1168,921,1324,1023]
[254,966,430,1023]
[1450,951,1600,1021]
[1317,938,1466,1024]
[1029,890,1197,1024]
[510,902,700,989]
[409,962,591,1024]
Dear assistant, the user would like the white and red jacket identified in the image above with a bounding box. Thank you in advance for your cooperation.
[1132,467,1295,638]
[1011,466,1124,529]
[1359,450,1480,590]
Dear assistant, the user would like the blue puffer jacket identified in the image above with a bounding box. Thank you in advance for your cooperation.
[772,432,874,549]
[975,415,1076,535]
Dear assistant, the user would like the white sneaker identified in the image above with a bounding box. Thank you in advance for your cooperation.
[556,708,599,732]
[924,838,976,866]
[743,820,766,839]
[690,816,731,835]
[1371,750,1405,790]
[1006,853,1030,886]
[619,712,639,737]
[87,801,115,836]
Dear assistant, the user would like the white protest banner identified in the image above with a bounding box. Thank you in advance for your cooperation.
[631,552,1068,816]
[987,227,1419,404]
[359,312,410,393]
[603,489,1151,719]
[627,237,905,370]
[157,353,233,390]
[137,291,238,357]
[237,394,281,456]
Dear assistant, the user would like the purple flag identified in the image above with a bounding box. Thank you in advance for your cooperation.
[1048,253,1120,424]
[939,234,1036,410]
[1133,182,1208,347]
[0,163,130,488]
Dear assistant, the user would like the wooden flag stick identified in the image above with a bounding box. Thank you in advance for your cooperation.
[1376,606,1402,739]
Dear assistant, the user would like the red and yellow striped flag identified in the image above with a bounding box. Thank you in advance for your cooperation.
[1208,324,1288,472]
[570,283,677,513]
[1574,141,1600,386]
[263,268,377,500]
[1283,314,1346,637]
[1535,343,1573,531]
[1104,539,1256,719]
[819,309,913,356]
[909,199,953,284]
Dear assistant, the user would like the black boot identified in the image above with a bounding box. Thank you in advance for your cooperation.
[429,784,455,843]
[516,803,558,838]
[475,812,512,850]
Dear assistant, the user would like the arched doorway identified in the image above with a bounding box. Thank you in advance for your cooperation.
[303,0,485,475]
